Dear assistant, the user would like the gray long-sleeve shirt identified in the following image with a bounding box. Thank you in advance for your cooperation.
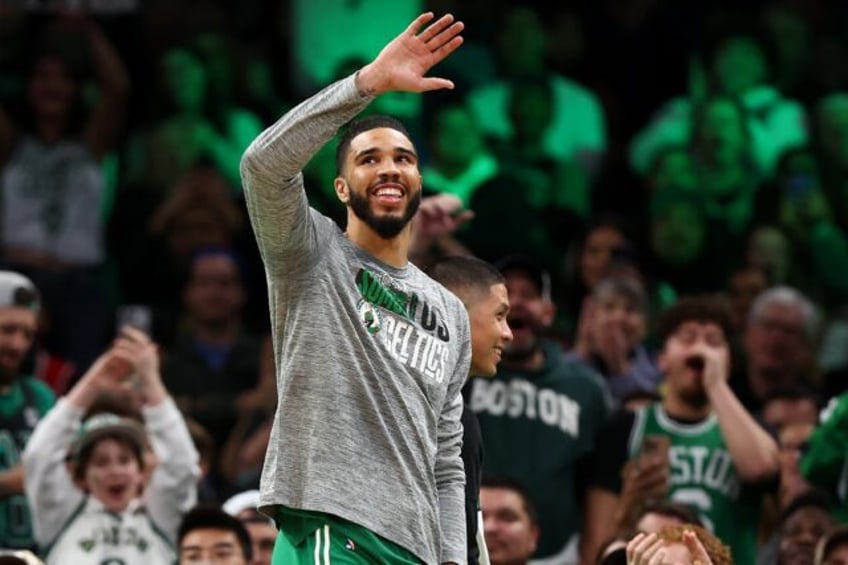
[240,74,471,565]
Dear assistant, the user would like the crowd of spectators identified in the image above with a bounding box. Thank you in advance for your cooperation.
[3,0,848,563]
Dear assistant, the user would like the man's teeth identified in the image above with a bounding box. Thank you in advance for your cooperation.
[376,188,402,197]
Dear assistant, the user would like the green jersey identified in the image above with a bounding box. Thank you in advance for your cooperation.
[629,403,763,565]
[801,391,848,522]
[0,377,55,550]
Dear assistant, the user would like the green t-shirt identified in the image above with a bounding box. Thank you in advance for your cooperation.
[0,377,56,550]
[629,403,763,565]
[801,392,848,522]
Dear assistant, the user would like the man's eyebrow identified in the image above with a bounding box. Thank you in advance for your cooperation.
[354,146,417,159]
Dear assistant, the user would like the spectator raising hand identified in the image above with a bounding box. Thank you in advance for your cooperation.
[22,330,199,565]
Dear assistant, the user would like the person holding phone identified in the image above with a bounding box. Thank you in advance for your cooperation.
[582,296,779,565]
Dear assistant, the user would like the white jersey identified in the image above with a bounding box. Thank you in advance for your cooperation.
[23,398,199,565]
[44,498,174,565]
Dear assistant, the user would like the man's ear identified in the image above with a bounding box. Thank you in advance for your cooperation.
[334,178,349,203]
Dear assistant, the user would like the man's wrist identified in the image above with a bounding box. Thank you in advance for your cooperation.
[354,66,380,97]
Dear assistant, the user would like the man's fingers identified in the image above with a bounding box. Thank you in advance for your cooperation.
[427,20,464,51]
[406,12,435,37]
[417,13,454,42]
[419,76,456,92]
[429,34,464,68]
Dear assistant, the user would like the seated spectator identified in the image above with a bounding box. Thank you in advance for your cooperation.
[815,525,848,565]
[480,476,539,565]
[733,286,821,415]
[765,490,837,565]
[626,524,733,565]
[22,327,200,564]
[223,489,275,565]
[0,271,55,552]
[568,275,662,406]
[162,247,266,494]
[178,505,251,565]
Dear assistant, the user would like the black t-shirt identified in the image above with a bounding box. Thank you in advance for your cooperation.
[589,408,636,493]
[462,403,482,565]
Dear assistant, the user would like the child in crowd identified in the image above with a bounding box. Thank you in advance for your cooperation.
[22,327,199,564]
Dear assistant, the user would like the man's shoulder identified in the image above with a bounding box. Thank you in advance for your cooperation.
[18,376,56,404]
[546,347,609,392]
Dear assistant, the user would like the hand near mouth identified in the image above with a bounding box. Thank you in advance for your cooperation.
[688,344,728,392]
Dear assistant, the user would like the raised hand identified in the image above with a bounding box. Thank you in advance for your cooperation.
[627,532,667,565]
[113,326,167,405]
[413,194,474,241]
[683,529,715,565]
[356,12,464,96]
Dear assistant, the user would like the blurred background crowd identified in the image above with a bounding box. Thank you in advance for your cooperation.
[4,0,848,563]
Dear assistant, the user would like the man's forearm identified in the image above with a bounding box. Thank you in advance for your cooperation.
[709,380,779,481]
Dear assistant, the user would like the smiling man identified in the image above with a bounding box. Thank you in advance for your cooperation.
[240,12,472,565]
[426,254,513,564]
[466,256,610,564]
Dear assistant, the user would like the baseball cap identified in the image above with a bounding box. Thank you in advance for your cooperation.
[223,489,261,517]
[494,255,552,302]
[70,412,146,463]
[0,271,39,311]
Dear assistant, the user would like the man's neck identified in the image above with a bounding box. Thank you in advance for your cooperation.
[345,222,411,268]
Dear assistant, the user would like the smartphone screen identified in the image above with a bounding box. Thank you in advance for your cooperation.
[116,304,153,336]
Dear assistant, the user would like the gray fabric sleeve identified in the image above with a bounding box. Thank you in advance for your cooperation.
[437,316,472,564]
[239,74,374,277]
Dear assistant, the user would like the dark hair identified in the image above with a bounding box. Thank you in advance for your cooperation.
[426,255,505,306]
[761,384,820,407]
[335,114,413,174]
[481,475,538,526]
[779,489,835,528]
[73,433,144,482]
[188,245,247,285]
[656,295,735,346]
[178,504,253,561]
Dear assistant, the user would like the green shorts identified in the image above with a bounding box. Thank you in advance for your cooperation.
[271,506,423,564]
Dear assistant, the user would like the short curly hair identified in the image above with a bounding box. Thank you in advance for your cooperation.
[656,524,733,565]
[655,295,735,346]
